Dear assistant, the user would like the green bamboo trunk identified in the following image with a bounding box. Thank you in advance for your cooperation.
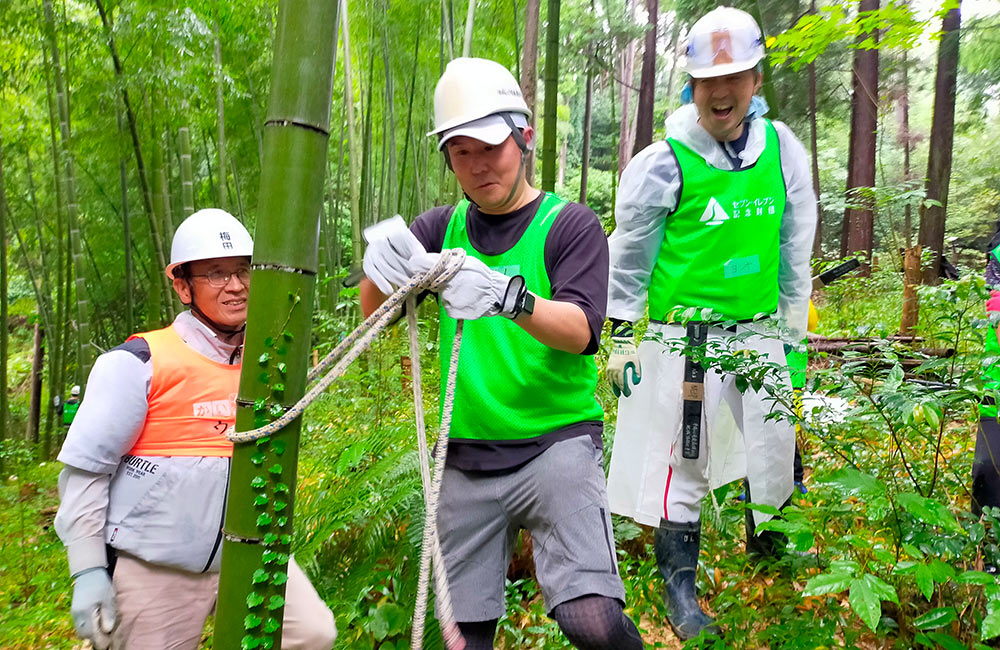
[341,0,363,274]
[179,127,195,216]
[94,0,171,321]
[0,133,9,462]
[43,0,94,385]
[42,46,66,456]
[540,0,560,192]
[215,20,229,212]
[212,0,338,646]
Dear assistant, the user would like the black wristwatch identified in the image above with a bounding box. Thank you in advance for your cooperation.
[521,291,535,316]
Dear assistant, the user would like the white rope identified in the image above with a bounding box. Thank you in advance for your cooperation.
[226,249,467,649]
[227,250,465,444]
[410,315,463,650]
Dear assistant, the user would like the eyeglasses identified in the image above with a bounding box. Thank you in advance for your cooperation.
[190,269,251,287]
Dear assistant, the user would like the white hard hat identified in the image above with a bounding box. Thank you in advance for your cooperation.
[71,385,81,397]
[165,208,253,279]
[681,7,765,79]
[427,57,531,143]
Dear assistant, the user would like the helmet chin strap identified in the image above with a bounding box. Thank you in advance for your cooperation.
[499,113,530,209]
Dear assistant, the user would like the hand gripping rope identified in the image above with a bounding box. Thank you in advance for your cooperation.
[227,249,468,650]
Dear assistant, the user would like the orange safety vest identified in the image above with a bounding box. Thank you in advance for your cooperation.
[126,325,240,457]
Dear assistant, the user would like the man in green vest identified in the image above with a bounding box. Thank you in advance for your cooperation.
[360,57,642,650]
[603,6,817,641]
[61,384,82,426]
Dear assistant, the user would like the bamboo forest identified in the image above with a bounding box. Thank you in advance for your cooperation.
[8,0,1000,648]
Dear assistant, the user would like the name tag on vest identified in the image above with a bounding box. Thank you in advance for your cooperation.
[724,255,761,279]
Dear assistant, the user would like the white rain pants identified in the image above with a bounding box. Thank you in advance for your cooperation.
[607,322,794,528]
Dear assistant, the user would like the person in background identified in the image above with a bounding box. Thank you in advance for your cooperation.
[60,384,82,427]
[972,230,1000,518]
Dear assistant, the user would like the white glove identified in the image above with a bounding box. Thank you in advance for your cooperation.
[412,253,528,320]
[70,568,117,650]
[362,216,427,295]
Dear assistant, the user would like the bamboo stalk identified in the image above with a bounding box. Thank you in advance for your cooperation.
[540,0,560,191]
[178,126,195,217]
[212,0,338,645]
[0,131,9,458]
[43,0,94,385]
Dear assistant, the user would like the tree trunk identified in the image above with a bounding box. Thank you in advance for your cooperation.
[179,126,195,217]
[341,0,362,270]
[520,0,540,185]
[42,47,65,458]
[900,245,921,335]
[540,0,560,192]
[900,50,912,247]
[27,325,45,444]
[664,18,680,111]
[557,137,567,187]
[918,2,961,286]
[118,105,135,334]
[215,20,229,212]
[212,0,338,646]
[807,0,821,258]
[462,0,476,57]
[399,30,421,212]
[0,131,8,457]
[840,0,879,273]
[617,37,637,176]
[632,0,657,156]
[580,55,593,204]
[380,6,398,216]
[24,146,54,320]
[748,1,780,120]
[43,0,95,385]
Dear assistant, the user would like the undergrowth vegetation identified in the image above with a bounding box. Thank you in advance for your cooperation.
[3,270,1000,648]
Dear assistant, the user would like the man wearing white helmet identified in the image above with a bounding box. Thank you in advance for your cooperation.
[360,57,642,650]
[54,209,336,649]
[604,6,816,641]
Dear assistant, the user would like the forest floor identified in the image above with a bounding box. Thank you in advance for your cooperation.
[3,270,997,649]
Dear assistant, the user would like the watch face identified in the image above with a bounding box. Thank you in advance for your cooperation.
[523,292,536,314]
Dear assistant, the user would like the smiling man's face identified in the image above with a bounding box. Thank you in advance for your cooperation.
[691,69,761,142]
[445,129,534,214]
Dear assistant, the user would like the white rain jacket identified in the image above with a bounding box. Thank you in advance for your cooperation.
[55,311,241,575]
[607,102,816,340]
[606,103,816,527]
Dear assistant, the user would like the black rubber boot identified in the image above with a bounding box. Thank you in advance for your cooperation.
[745,506,783,559]
[654,520,721,641]
[744,484,794,560]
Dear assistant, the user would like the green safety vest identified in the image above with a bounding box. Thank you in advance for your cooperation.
[439,193,604,442]
[984,244,1000,418]
[648,120,786,322]
[62,400,79,426]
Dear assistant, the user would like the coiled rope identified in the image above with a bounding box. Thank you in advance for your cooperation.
[227,249,468,649]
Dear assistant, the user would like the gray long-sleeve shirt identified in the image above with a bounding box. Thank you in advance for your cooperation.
[55,311,243,576]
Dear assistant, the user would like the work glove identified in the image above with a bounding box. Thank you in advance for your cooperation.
[70,567,117,650]
[607,320,641,398]
[412,253,529,321]
[362,215,427,295]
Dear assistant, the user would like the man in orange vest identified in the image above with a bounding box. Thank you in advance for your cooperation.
[54,209,336,650]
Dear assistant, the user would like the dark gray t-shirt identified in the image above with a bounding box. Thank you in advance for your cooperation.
[410,192,609,471]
